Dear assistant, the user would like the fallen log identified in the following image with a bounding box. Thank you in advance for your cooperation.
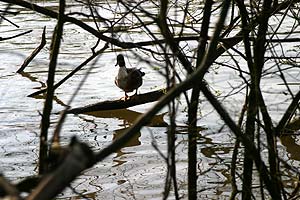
[66,88,167,114]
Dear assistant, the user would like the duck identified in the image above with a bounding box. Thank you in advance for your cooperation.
[115,54,145,100]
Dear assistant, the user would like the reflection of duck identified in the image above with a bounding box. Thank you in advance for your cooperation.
[280,135,300,161]
[115,54,145,100]
[280,118,300,161]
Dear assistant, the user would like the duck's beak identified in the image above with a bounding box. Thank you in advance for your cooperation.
[115,59,119,66]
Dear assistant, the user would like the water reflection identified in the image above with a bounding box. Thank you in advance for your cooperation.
[112,127,141,167]
[83,109,167,167]
[281,134,300,161]
[1,0,299,199]
[85,109,168,127]
[19,71,46,90]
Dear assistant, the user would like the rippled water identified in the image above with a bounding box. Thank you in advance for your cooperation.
[0,1,300,199]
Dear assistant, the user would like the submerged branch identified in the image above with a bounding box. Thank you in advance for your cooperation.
[67,88,167,114]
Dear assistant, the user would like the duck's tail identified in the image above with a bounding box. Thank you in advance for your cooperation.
[138,68,145,76]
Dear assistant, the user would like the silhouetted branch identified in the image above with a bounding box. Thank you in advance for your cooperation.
[1,0,299,199]
[39,0,65,174]
[0,3,19,26]
[17,27,46,73]
[1,0,298,59]
[0,30,32,41]
[28,43,109,97]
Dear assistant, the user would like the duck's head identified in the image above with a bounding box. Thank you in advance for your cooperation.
[115,54,125,67]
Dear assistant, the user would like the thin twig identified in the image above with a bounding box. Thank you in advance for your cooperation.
[17,27,46,73]
[0,30,32,41]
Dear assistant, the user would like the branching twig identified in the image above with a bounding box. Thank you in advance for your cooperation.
[28,43,109,97]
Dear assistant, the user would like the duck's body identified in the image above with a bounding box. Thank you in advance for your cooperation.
[115,54,145,99]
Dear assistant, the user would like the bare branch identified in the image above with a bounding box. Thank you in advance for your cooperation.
[17,27,46,73]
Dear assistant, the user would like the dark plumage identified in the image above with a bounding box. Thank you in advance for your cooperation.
[115,54,145,99]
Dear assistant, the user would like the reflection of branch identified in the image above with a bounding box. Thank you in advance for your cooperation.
[0,30,32,41]
[0,9,19,15]
[17,27,46,73]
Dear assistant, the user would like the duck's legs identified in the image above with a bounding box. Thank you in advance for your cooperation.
[125,92,129,100]
[120,91,138,101]
[134,89,138,96]
[119,92,129,101]
[127,89,138,100]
